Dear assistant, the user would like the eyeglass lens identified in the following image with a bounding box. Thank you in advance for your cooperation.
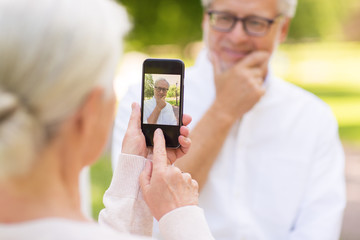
[209,11,274,36]
[155,87,168,92]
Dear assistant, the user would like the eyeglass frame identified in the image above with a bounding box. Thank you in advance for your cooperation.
[207,10,282,37]
[154,86,169,92]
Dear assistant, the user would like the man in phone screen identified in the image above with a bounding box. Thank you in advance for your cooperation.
[143,78,177,125]
[111,0,345,239]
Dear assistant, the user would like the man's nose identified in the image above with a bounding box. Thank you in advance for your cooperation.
[227,21,249,43]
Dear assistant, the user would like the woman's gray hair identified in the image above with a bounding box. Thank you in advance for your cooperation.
[201,0,298,18]
[0,0,130,179]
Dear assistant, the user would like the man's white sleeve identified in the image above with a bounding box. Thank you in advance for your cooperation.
[143,100,153,124]
[164,103,178,125]
[289,106,346,240]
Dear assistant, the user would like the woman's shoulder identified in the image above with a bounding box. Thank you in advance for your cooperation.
[0,218,150,240]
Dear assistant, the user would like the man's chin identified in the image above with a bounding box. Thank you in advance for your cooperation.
[219,60,238,72]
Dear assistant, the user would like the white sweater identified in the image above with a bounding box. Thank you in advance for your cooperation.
[0,154,214,240]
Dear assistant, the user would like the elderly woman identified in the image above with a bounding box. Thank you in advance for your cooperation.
[0,0,214,239]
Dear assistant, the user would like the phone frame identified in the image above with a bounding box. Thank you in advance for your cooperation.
[141,58,185,148]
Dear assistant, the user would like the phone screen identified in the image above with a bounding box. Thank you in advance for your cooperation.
[141,59,184,148]
[143,73,181,125]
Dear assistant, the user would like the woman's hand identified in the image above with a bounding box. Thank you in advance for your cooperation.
[150,113,192,164]
[121,103,148,157]
[139,128,199,221]
[122,102,192,163]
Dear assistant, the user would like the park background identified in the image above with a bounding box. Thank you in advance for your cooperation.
[90,0,360,239]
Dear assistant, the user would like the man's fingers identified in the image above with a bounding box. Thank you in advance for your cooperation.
[182,172,192,183]
[152,128,168,171]
[182,114,192,126]
[251,68,263,78]
[127,102,141,130]
[241,51,270,69]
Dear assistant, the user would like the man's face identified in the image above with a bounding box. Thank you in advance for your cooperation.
[203,0,290,71]
[154,80,169,99]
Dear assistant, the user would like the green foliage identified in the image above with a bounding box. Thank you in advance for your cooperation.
[167,85,179,98]
[117,0,359,49]
[166,99,179,106]
[288,0,347,40]
[117,0,203,50]
[144,74,154,99]
[90,154,113,220]
[273,41,360,145]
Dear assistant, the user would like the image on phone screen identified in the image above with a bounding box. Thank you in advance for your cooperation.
[141,58,184,148]
[143,73,181,126]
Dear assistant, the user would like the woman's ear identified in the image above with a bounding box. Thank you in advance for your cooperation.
[72,88,104,139]
[61,87,115,165]
[55,86,115,169]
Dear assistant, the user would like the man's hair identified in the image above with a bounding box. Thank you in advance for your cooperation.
[155,78,170,88]
[200,0,297,18]
[0,0,130,179]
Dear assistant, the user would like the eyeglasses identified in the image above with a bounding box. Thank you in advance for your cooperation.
[207,10,281,37]
[155,86,168,92]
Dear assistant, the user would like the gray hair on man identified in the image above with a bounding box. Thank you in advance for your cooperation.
[155,78,170,88]
[0,0,130,179]
[200,0,298,18]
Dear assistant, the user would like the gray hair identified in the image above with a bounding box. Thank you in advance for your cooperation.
[0,0,130,179]
[155,78,170,88]
[200,0,297,18]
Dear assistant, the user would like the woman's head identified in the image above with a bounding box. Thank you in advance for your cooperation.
[0,0,130,179]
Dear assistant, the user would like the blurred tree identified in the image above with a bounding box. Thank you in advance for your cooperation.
[167,85,179,98]
[117,0,359,50]
[288,0,349,41]
[144,74,154,99]
[118,0,203,50]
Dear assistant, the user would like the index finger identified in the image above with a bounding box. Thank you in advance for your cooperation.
[152,128,169,171]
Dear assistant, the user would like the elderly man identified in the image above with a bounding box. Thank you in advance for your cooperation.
[143,78,177,125]
[112,0,346,239]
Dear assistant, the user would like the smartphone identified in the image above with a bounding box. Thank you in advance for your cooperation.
[141,58,184,148]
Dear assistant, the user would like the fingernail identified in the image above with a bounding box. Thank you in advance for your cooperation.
[155,128,162,135]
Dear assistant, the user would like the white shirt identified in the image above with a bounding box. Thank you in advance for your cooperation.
[0,154,214,240]
[111,49,346,240]
[143,97,177,125]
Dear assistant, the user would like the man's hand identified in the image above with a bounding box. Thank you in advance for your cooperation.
[139,128,199,221]
[155,96,167,111]
[210,51,270,122]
